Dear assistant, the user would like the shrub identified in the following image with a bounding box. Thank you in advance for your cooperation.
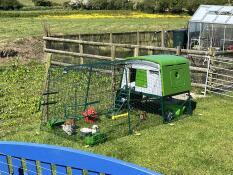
[155,0,169,13]
[87,0,108,10]
[185,0,201,15]
[63,1,71,8]
[139,0,157,13]
[169,0,183,13]
[112,0,133,10]
[32,0,52,7]
[0,0,23,10]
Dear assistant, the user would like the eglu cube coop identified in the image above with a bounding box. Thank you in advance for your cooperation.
[41,55,193,145]
[122,55,191,97]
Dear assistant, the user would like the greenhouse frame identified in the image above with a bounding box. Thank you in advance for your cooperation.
[188,5,233,51]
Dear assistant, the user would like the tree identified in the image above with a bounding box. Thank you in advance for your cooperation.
[113,0,133,10]
[169,0,183,13]
[141,0,157,13]
[186,0,202,15]
[0,0,23,10]
[87,0,108,10]
[156,0,169,12]
[32,0,52,7]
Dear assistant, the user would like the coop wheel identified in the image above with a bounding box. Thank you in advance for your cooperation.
[165,111,174,123]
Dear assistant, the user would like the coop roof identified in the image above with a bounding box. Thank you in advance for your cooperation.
[126,55,188,66]
[190,5,233,25]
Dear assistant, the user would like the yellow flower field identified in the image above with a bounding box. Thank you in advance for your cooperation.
[39,12,190,19]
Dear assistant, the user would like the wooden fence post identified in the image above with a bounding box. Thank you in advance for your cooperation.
[161,30,165,47]
[110,32,116,91]
[176,46,181,55]
[43,53,52,122]
[207,48,215,93]
[148,49,153,55]
[79,34,84,64]
[137,31,140,45]
[134,47,139,57]
[111,45,116,60]
[111,45,116,92]
[110,33,113,43]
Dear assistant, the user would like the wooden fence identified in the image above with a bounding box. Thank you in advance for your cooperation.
[43,30,233,97]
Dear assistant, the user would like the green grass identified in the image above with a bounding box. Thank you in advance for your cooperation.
[1,62,233,175]
[0,16,187,43]
[1,10,231,175]
[0,10,188,43]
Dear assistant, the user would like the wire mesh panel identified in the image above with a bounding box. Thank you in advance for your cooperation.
[40,61,169,145]
[41,57,194,145]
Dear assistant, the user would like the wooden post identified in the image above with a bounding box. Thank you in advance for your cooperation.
[79,34,84,64]
[161,30,165,47]
[110,32,116,91]
[111,45,116,60]
[176,46,181,55]
[208,48,215,91]
[42,21,51,37]
[137,31,140,45]
[134,47,139,57]
[148,49,153,55]
[111,45,116,92]
[43,53,52,122]
[110,33,113,43]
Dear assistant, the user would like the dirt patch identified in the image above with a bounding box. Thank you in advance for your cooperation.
[0,37,44,64]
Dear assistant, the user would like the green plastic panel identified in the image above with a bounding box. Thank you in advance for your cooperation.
[135,69,147,88]
[161,63,191,96]
[127,55,189,66]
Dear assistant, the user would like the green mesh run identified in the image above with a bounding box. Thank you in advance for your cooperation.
[40,60,185,144]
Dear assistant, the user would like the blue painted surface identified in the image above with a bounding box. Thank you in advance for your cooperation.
[25,159,37,175]
[88,170,100,175]
[0,141,161,175]
[56,165,67,175]
[71,168,83,175]
[0,154,10,175]
[40,162,52,175]
[11,157,23,175]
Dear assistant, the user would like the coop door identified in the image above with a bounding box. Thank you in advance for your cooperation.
[149,70,162,96]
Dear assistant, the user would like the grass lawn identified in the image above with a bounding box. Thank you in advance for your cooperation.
[0,10,232,175]
[1,62,233,175]
[0,11,188,43]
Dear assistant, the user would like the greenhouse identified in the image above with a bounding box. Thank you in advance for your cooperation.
[188,5,233,51]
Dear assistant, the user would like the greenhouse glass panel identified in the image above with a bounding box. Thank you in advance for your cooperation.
[188,5,233,50]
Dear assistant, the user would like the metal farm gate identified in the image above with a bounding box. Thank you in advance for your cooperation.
[206,56,233,98]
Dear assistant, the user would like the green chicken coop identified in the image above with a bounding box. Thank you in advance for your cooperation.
[119,54,193,122]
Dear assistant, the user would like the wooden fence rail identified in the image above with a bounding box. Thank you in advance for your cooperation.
[43,36,211,89]
[43,36,209,56]
[43,31,233,97]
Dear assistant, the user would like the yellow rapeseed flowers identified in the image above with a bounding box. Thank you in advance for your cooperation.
[38,12,189,19]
